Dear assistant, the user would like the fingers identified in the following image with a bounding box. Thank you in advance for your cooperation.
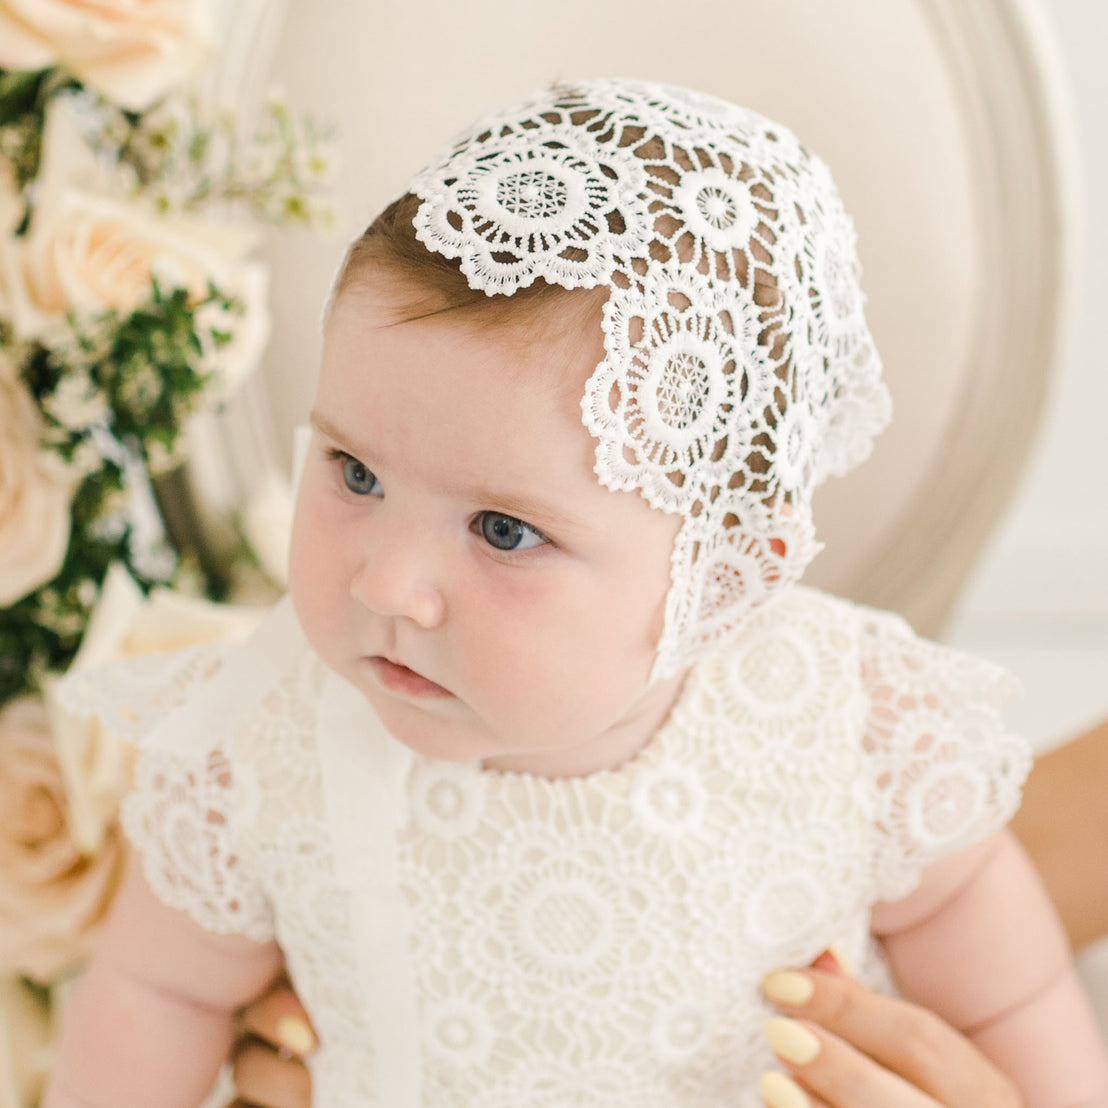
[231,1038,313,1108]
[761,1017,939,1108]
[761,967,1020,1108]
[238,979,318,1057]
[761,1070,830,1107]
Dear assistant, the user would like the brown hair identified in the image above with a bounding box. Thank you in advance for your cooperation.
[333,192,606,338]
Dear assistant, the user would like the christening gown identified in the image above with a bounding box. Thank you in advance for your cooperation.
[62,586,1029,1107]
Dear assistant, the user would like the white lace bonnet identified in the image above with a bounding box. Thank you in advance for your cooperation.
[404,78,890,680]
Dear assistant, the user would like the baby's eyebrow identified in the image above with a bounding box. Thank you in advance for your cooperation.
[310,409,376,459]
[309,409,349,444]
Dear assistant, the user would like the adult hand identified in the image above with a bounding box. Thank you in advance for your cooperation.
[226,977,315,1108]
[758,951,1021,1108]
[221,956,1024,1108]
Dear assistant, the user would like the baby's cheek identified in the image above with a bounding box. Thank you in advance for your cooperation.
[287,498,341,634]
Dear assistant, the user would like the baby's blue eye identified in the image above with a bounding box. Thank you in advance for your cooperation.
[479,512,547,551]
[341,455,381,496]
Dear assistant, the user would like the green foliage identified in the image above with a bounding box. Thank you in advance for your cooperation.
[1,281,241,710]
[0,61,332,714]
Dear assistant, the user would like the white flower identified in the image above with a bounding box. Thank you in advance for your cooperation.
[0,0,216,112]
[0,377,75,606]
[41,370,109,433]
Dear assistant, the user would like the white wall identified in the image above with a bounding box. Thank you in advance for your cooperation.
[946,0,1108,750]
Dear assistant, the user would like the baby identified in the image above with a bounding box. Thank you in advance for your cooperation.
[45,80,1108,1108]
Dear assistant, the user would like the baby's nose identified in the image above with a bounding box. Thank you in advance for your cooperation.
[350,536,445,629]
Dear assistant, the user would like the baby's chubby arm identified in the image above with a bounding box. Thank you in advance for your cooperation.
[44,856,283,1108]
[872,827,1108,1107]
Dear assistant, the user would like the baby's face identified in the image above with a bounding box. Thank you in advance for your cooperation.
[288,277,685,777]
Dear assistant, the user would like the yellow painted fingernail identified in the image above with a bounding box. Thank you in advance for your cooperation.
[759,1070,811,1108]
[276,1015,316,1055]
[761,970,815,1006]
[765,1017,821,1065]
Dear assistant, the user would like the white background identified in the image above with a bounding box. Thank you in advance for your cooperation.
[947,0,1108,751]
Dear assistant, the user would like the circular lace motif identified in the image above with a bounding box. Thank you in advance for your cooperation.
[672,167,759,253]
[520,876,615,970]
[585,267,765,512]
[423,998,495,1067]
[410,761,483,839]
[907,763,987,846]
[650,1000,712,1062]
[631,761,708,838]
[728,627,818,715]
[468,831,653,1002]
[413,124,650,293]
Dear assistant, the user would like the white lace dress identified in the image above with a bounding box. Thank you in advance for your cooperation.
[62,586,1030,1107]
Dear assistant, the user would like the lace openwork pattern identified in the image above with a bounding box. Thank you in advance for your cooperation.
[409,80,891,677]
[75,589,1029,1106]
[857,609,1032,901]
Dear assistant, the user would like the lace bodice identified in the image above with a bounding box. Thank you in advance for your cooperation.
[60,588,1030,1107]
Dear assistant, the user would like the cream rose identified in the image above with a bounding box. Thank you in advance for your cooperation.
[45,563,265,852]
[0,378,74,607]
[0,0,215,112]
[0,96,270,396]
[1,186,265,341]
[0,696,126,985]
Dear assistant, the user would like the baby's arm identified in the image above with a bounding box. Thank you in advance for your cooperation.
[44,856,283,1108]
[872,827,1108,1107]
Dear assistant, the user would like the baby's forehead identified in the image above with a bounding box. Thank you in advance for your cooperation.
[334,265,609,388]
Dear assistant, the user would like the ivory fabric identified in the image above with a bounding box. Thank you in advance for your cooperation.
[60,588,1028,1106]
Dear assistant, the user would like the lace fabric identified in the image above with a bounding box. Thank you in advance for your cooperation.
[408,80,891,678]
[62,589,1029,1106]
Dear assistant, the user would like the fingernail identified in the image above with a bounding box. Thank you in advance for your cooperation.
[759,1070,811,1108]
[825,943,854,977]
[276,1014,316,1055]
[765,1017,821,1065]
[761,970,815,1006]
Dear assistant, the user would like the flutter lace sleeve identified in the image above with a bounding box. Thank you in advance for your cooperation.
[58,646,276,942]
[857,607,1033,903]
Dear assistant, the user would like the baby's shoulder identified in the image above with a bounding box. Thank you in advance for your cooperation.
[767,586,1018,701]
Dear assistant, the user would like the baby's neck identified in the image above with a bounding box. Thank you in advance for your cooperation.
[480,669,688,779]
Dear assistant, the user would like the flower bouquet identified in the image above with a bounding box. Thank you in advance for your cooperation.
[0,4,332,1102]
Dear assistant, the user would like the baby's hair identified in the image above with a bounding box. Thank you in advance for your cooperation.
[333,192,607,348]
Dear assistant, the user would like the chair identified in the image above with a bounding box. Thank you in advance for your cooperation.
[179,0,1076,647]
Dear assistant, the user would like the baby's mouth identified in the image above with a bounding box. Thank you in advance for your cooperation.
[368,656,453,699]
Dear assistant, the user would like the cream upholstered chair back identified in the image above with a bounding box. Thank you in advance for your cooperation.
[196,0,1076,638]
